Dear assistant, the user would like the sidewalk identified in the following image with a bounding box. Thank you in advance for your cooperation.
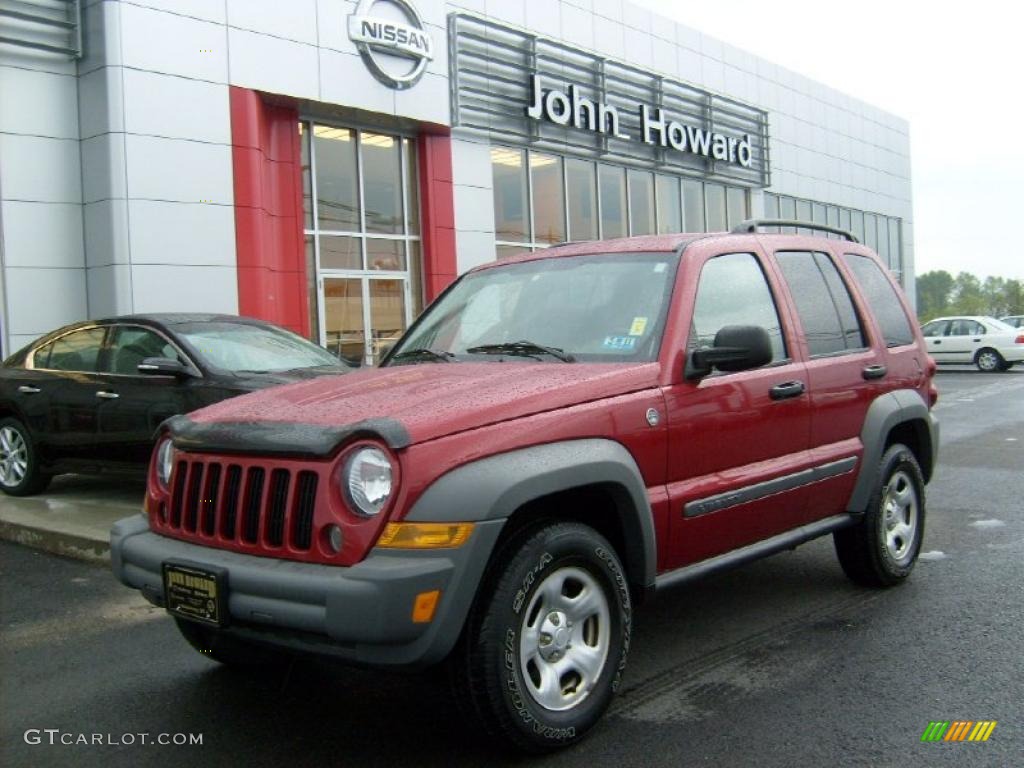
[0,475,145,563]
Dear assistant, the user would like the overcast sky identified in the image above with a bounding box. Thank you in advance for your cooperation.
[641,0,1023,282]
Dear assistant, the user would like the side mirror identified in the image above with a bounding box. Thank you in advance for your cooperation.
[138,357,193,378]
[686,325,773,380]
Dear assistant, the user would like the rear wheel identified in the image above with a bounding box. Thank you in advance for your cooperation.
[0,417,51,496]
[174,618,288,666]
[834,443,925,587]
[975,348,1004,372]
[449,521,632,753]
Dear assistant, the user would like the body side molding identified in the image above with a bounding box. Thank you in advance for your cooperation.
[655,514,857,591]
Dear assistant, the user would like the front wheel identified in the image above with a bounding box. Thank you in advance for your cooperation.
[0,417,51,496]
[975,348,1004,372]
[834,443,925,587]
[450,522,632,753]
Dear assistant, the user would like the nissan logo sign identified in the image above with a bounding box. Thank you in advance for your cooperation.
[348,0,434,90]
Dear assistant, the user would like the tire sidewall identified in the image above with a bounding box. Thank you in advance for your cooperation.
[0,417,41,495]
[867,445,925,579]
[489,525,632,748]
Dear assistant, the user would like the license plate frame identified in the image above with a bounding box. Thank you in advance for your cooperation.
[162,561,228,628]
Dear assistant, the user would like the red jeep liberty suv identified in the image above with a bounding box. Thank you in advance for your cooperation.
[112,219,939,752]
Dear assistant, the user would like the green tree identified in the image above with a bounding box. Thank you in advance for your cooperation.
[981,276,1007,316]
[951,272,985,315]
[1002,279,1024,316]
[916,270,954,320]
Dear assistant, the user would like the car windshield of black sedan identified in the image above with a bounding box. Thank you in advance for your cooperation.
[177,322,343,373]
[389,252,679,364]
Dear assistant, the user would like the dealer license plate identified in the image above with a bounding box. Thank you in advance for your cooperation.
[162,562,227,627]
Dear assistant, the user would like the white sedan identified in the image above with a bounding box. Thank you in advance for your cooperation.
[921,316,1024,372]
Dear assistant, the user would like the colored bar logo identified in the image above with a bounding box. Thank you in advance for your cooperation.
[921,721,997,742]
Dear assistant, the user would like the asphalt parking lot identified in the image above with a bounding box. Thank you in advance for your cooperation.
[1,368,1021,767]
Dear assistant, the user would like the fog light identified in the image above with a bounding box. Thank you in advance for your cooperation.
[412,590,441,623]
[325,524,344,554]
[377,523,474,549]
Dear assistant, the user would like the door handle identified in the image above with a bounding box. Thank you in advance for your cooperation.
[17,385,41,394]
[862,364,888,380]
[769,380,805,400]
[95,391,120,400]
[972,338,981,342]
[933,340,941,345]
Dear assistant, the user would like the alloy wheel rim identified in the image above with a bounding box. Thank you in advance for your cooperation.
[978,352,998,371]
[882,469,918,564]
[0,426,28,488]
[518,566,611,712]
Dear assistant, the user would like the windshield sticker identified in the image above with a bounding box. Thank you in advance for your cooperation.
[603,336,637,351]
[629,317,648,336]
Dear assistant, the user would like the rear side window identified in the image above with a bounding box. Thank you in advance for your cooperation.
[843,254,915,347]
[776,251,866,356]
[691,252,787,363]
[38,327,107,372]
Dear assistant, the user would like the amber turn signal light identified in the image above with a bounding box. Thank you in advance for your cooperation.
[377,522,474,549]
[412,590,441,623]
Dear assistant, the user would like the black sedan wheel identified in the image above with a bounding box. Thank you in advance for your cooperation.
[0,417,51,496]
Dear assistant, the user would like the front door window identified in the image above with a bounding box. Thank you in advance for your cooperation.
[301,122,421,366]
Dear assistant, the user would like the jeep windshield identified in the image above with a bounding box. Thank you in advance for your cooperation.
[388,252,679,364]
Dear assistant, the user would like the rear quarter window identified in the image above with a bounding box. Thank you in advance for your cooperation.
[843,254,915,347]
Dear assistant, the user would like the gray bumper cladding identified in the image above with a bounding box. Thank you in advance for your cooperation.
[110,514,504,666]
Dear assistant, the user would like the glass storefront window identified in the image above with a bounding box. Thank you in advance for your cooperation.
[530,153,565,244]
[314,126,360,231]
[491,147,529,242]
[362,133,403,234]
[366,238,405,271]
[598,164,627,239]
[304,121,420,363]
[403,137,419,235]
[764,192,779,220]
[726,186,747,228]
[705,183,726,231]
[566,159,597,241]
[496,245,531,259]
[319,235,361,271]
[628,170,655,235]
[682,179,705,232]
[656,175,681,234]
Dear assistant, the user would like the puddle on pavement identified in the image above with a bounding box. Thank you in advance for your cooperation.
[969,519,1006,529]
[918,550,947,561]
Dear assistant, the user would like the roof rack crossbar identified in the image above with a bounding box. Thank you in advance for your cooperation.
[731,219,859,243]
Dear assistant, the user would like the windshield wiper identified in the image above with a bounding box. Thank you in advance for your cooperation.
[390,347,456,364]
[465,340,575,362]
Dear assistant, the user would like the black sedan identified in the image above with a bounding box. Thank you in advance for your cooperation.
[0,314,350,495]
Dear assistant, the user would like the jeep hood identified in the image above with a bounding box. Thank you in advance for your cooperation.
[187,362,660,448]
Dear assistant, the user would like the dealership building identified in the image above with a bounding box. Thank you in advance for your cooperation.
[0,0,914,363]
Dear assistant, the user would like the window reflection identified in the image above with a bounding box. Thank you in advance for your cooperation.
[530,153,565,244]
[314,126,359,231]
[705,183,726,231]
[598,165,627,239]
[656,175,681,233]
[628,170,655,236]
[491,147,529,242]
[566,159,597,241]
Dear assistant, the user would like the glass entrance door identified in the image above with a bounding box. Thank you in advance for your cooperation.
[322,277,408,367]
[301,121,422,367]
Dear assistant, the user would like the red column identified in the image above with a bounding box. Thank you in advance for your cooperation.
[230,87,310,336]
[417,133,457,302]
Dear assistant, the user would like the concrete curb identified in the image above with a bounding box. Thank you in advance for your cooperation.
[0,519,110,564]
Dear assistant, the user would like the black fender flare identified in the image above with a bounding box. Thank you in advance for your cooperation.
[847,389,939,513]
[405,438,657,593]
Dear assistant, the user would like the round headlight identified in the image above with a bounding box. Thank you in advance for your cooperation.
[343,447,393,517]
[156,438,175,489]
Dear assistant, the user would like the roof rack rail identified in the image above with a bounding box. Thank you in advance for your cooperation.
[730,219,859,243]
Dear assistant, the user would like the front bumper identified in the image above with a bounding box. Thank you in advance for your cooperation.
[111,514,504,666]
